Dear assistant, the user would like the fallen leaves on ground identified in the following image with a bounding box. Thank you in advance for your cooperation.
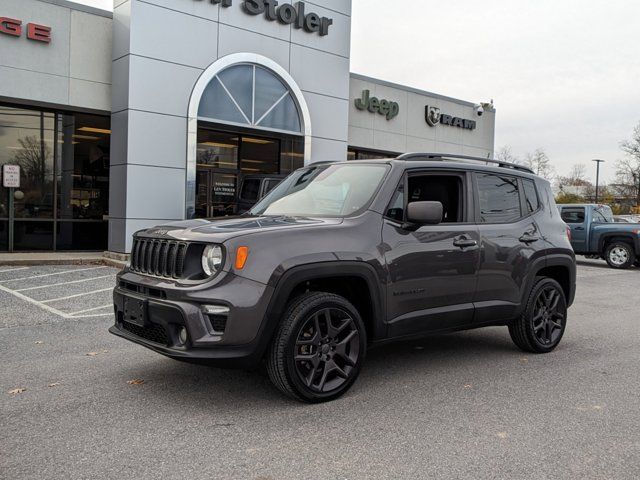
[86,352,99,357]
[127,379,145,386]
[48,383,60,388]
[34,341,44,345]
[577,405,604,412]
[464,384,473,389]
[496,432,509,439]
[9,388,26,395]
[519,357,529,364]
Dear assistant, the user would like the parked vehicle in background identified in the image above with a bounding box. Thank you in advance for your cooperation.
[559,204,640,269]
[237,174,285,213]
[111,154,576,403]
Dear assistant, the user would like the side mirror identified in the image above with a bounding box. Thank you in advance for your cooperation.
[406,201,443,226]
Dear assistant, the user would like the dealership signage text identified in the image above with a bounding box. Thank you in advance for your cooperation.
[0,17,51,43]
[195,0,333,36]
[355,90,399,121]
[426,105,476,130]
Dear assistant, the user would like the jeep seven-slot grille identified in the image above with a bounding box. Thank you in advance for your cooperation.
[130,238,188,278]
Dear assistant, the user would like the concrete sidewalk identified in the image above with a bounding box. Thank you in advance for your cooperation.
[0,252,127,269]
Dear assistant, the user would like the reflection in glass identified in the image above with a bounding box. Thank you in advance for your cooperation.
[197,130,239,170]
[241,137,279,174]
[198,64,303,135]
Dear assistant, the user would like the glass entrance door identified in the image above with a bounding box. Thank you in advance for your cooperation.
[196,169,238,218]
[195,127,288,218]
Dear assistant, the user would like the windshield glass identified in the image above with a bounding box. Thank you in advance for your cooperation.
[249,164,389,217]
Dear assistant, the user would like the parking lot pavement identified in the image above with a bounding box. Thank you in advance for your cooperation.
[1,260,639,480]
[0,265,120,329]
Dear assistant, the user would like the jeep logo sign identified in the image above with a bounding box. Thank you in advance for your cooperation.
[195,0,333,36]
[355,90,400,121]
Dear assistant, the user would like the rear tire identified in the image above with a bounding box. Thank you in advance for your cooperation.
[509,277,568,354]
[266,292,367,403]
[604,242,636,269]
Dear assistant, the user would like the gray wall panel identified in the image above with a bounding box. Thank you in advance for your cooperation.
[69,78,111,111]
[290,45,350,99]
[70,11,112,83]
[217,24,290,71]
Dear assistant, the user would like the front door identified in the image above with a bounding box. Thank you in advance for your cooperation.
[560,207,587,253]
[382,171,480,337]
[195,169,238,218]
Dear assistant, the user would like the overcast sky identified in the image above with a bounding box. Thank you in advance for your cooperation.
[73,0,639,183]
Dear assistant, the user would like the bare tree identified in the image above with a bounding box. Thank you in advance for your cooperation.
[525,148,555,180]
[12,135,51,184]
[616,122,640,204]
[495,146,521,165]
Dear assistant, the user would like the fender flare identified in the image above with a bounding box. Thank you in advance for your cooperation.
[598,233,640,255]
[519,253,577,311]
[253,261,386,358]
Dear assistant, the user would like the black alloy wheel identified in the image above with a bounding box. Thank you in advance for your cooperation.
[294,307,360,393]
[509,277,568,353]
[267,292,366,403]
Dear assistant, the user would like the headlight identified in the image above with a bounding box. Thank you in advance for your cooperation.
[202,245,224,276]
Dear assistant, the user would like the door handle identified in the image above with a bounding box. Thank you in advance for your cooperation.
[574,227,585,231]
[519,233,540,243]
[453,237,478,249]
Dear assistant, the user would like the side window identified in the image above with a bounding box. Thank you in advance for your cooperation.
[522,179,540,213]
[263,179,281,197]
[407,174,464,222]
[592,210,607,223]
[386,183,404,221]
[476,173,522,223]
[240,179,261,202]
[560,208,585,224]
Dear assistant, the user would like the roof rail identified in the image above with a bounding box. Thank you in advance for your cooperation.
[396,152,535,174]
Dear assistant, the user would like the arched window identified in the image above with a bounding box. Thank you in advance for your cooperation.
[198,64,302,135]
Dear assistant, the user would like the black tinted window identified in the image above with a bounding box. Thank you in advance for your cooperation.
[240,179,260,201]
[477,174,522,223]
[264,179,281,196]
[522,179,539,213]
[560,208,585,224]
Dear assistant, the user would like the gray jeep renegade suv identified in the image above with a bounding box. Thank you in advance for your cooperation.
[110,153,576,403]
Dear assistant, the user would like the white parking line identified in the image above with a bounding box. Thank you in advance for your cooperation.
[16,275,114,292]
[0,266,107,283]
[68,304,113,316]
[41,288,113,304]
[0,267,31,274]
[0,283,71,319]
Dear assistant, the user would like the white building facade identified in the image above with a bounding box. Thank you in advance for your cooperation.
[0,0,495,253]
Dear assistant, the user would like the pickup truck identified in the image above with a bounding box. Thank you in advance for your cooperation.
[558,204,640,269]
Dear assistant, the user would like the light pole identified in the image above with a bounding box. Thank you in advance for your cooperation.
[633,172,640,208]
[592,159,605,204]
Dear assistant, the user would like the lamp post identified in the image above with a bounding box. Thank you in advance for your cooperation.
[592,159,605,204]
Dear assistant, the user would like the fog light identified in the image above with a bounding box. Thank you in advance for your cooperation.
[179,327,188,344]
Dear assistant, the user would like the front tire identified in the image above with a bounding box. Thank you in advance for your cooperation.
[509,277,568,353]
[266,292,367,403]
[604,242,636,269]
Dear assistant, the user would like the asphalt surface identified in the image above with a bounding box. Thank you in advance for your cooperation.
[1,261,639,479]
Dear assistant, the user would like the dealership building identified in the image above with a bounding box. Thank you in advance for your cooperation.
[0,0,495,253]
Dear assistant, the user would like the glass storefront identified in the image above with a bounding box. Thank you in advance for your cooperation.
[347,147,399,160]
[0,105,110,251]
[195,124,304,217]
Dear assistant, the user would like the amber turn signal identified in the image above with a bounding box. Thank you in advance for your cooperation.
[235,246,249,270]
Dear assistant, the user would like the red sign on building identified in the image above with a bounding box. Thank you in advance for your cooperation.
[0,17,51,43]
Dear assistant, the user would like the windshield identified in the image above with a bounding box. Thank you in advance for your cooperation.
[249,164,389,217]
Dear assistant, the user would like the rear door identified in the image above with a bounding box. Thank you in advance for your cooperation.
[383,170,480,337]
[560,207,587,252]
[473,172,544,323]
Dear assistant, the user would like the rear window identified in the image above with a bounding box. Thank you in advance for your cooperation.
[522,179,540,213]
[240,179,261,202]
[561,208,585,224]
[476,173,522,223]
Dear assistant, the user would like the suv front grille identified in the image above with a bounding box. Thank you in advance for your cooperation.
[121,321,168,345]
[131,238,189,278]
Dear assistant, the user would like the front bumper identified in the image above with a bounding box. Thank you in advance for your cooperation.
[109,270,274,368]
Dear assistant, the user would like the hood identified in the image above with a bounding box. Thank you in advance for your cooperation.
[136,215,344,243]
